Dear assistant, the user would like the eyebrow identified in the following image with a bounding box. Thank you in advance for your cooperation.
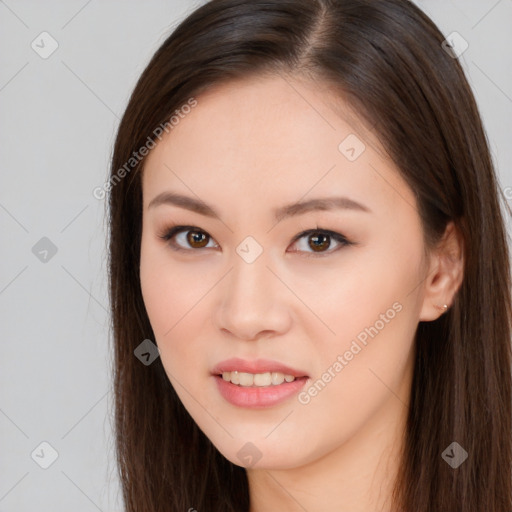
[148,191,371,221]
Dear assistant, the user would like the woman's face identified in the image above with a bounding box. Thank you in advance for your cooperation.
[140,74,429,469]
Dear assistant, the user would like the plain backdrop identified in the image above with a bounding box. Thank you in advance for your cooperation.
[1,1,511,510]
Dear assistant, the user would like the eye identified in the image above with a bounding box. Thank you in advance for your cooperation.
[158,225,219,252]
[158,225,353,256]
[288,228,352,257]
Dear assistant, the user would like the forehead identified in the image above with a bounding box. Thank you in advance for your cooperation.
[146,75,368,172]
[141,74,413,219]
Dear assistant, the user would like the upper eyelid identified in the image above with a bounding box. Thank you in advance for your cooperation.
[291,228,348,242]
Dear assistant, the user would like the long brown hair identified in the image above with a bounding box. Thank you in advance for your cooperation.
[107,1,512,510]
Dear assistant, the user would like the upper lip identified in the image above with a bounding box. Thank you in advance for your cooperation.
[212,357,308,377]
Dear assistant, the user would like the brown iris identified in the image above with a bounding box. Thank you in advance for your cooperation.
[308,232,330,252]
[187,230,209,248]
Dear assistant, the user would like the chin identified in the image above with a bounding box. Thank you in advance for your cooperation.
[206,431,311,470]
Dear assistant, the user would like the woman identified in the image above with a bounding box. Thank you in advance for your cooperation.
[107,0,512,510]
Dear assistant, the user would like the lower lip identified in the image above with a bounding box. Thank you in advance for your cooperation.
[213,375,309,408]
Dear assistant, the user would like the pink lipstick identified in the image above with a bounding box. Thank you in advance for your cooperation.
[212,358,309,408]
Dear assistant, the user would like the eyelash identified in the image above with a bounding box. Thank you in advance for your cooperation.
[158,225,353,257]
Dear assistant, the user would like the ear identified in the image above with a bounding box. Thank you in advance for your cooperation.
[419,221,465,321]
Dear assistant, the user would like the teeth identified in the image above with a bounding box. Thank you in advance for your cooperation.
[239,372,254,387]
[253,372,270,386]
[221,371,297,387]
[271,372,284,385]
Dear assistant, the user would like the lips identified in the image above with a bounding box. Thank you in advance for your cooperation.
[211,357,310,408]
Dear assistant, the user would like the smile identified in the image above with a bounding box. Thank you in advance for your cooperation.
[212,358,310,408]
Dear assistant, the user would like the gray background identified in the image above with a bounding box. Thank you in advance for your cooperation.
[1,1,511,510]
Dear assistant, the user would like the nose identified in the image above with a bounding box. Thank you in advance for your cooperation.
[213,253,292,341]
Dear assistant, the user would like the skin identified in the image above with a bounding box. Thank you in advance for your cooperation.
[139,74,464,512]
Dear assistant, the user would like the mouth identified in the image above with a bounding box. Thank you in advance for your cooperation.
[211,358,310,408]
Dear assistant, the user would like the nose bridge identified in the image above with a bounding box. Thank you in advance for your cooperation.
[226,245,273,310]
[215,243,290,339]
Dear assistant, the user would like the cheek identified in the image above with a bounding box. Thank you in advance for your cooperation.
[140,236,200,334]
[298,236,422,411]
[297,239,423,352]
[289,279,418,467]
[140,241,183,353]
[139,238,219,376]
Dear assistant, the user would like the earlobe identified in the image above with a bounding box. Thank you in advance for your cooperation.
[419,221,464,322]
[433,304,448,314]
